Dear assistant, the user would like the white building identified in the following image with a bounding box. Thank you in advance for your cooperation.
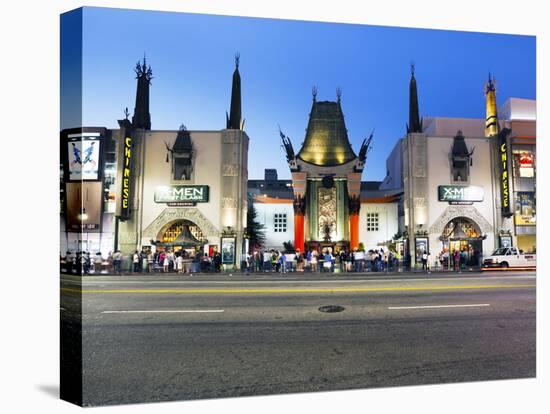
[382,70,536,265]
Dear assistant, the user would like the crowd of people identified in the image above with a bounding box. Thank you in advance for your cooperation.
[60,249,224,275]
[60,246,483,275]
[242,248,402,274]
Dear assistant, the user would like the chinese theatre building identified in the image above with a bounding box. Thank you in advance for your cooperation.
[279,88,373,253]
[61,56,249,268]
[381,68,536,266]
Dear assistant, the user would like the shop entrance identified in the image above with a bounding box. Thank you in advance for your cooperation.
[154,219,207,253]
[440,217,483,267]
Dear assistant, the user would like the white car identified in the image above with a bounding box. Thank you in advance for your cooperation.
[482,247,536,269]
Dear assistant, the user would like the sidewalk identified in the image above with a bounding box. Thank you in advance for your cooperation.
[62,266,488,277]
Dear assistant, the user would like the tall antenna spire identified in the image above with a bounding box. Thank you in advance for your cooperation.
[235,52,240,69]
[336,87,342,104]
[312,85,317,102]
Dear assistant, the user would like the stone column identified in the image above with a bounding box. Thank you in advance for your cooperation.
[291,172,307,252]
[347,173,362,250]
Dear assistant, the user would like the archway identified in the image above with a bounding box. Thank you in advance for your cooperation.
[154,219,207,254]
[440,217,483,266]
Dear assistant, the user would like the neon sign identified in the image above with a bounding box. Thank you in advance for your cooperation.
[499,131,513,217]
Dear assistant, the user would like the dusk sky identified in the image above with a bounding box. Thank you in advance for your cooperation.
[62,7,536,181]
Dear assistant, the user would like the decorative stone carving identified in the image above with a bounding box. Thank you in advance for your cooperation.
[222,164,238,177]
[414,197,426,208]
[142,208,220,239]
[221,197,238,209]
[429,205,493,235]
[318,187,337,239]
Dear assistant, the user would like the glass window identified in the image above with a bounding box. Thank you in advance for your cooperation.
[366,213,379,231]
[274,213,287,233]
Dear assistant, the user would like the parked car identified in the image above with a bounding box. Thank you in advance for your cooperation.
[482,247,536,269]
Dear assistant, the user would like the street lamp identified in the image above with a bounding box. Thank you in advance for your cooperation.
[78,208,88,222]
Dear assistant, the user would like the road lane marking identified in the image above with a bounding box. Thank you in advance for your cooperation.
[61,283,536,295]
[388,304,491,310]
[101,310,225,314]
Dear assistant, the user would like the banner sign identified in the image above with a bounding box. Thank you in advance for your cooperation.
[67,133,101,180]
[116,133,133,220]
[499,130,513,217]
[221,237,236,264]
[154,185,209,203]
[438,185,484,203]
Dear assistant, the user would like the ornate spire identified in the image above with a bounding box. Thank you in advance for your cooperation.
[226,53,243,130]
[132,56,152,130]
[485,72,499,137]
[407,62,422,134]
[336,87,342,104]
[312,85,317,102]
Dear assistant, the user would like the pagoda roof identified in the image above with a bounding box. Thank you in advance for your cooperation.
[297,100,357,167]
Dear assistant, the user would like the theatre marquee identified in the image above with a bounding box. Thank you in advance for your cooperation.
[154,185,209,204]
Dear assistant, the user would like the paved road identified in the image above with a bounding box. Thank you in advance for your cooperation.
[60,271,536,406]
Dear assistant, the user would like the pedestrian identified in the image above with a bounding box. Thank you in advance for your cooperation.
[200,253,210,272]
[141,249,148,273]
[422,250,428,271]
[162,251,169,273]
[112,250,122,274]
[94,252,103,274]
[214,251,222,272]
[279,252,286,274]
[147,250,154,273]
[310,250,318,272]
[272,250,279,273]
[175,253,184,274]
[323,250,334,273]
[132,250,140,273]
[453,250,460,272]
[263,250,272,272]
[296,249,304,272]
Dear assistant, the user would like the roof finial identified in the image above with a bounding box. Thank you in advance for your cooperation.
[312,85,317,101]
[486,71,496,92]
[410,60,415,76]
[336,87,342,103]
[235,52,240,69]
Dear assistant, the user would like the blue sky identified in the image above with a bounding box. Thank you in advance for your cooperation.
[61,7,536,180]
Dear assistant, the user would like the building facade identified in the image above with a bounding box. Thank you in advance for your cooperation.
[250,169,400,252]
[278,89,373,254]
[382,70,536,265]
[61,57,250,268]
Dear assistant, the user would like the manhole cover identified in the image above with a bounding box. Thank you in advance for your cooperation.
[318,305,346,313]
